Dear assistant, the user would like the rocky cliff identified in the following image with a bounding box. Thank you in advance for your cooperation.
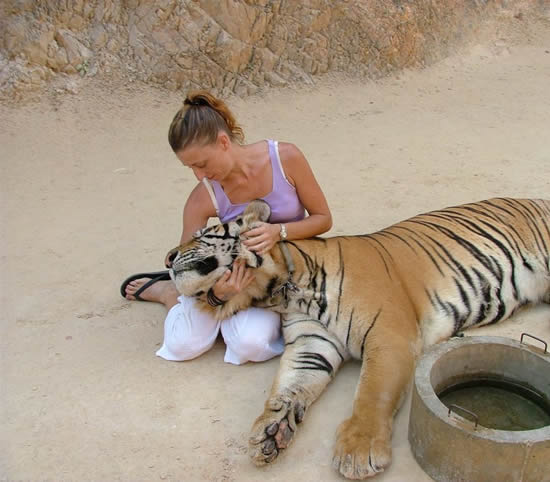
[0,0,544,100]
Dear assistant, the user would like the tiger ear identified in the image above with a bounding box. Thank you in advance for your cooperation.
[241,200,271,229]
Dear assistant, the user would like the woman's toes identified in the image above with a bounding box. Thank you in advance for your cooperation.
[125,278,173,302]
[125,278,152,300]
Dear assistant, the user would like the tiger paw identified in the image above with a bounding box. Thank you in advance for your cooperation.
[332,417,392,479]
[248,395,306,465]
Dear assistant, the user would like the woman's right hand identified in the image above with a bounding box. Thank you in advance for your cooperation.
[211,258,255,301]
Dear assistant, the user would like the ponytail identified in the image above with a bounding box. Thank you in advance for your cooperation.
[168,90,244,152]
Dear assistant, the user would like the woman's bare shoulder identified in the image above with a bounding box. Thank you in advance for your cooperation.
[185,181,217,217]
[277,141,305,163]
[277,142,311,177]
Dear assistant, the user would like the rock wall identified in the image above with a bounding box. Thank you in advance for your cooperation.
[0,0,543,100]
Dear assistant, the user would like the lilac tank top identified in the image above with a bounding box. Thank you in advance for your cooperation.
[207,140,305,224]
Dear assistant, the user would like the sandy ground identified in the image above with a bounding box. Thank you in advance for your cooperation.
[2,16,550,482]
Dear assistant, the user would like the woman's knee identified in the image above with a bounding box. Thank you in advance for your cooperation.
[156,296,220,361]
[160,334,216,361]
[222,308,282,362]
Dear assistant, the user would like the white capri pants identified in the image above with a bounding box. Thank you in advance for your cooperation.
[156,295,284,365]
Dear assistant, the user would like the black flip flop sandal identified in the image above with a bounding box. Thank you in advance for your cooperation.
[120,270,171,301]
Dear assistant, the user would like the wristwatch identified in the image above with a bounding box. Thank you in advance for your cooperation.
[279,223,287,240]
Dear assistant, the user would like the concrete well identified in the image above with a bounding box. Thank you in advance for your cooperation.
[408,335,550,482]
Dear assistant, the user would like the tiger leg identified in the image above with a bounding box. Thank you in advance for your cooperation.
[249,320,345,465]
[333,312,419,479]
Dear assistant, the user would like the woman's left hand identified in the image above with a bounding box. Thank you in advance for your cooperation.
[242,222,281,254]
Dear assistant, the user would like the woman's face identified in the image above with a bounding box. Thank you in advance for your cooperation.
[177,133,231,182]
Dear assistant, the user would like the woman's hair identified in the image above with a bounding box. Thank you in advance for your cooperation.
[168,90,244,152]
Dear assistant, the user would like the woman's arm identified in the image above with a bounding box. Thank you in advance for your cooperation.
[243,142,332,253]
[179,182,217,244]
[278,141,332,239]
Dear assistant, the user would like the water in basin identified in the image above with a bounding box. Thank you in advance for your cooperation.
[438,375,550,431]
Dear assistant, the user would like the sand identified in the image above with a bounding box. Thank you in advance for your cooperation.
[2,16,550,482]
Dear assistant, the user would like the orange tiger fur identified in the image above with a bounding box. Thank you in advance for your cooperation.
[168,197,550,479]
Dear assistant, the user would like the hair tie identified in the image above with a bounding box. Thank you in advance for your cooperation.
[184,98,205,107]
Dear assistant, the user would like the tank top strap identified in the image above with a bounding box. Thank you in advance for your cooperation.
[202,178,220,217]
[208,178,233,221]
[268,139,292,190]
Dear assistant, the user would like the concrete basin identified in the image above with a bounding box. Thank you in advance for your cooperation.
[408,335,550,482]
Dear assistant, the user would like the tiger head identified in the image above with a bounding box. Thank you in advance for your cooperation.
[166,200,279,313]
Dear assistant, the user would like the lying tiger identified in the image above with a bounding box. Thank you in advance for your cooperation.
[167,197,550,479]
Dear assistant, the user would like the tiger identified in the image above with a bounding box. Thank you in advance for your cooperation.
[166,197,550,480]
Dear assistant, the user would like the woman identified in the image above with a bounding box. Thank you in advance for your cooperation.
[122,91,332,364]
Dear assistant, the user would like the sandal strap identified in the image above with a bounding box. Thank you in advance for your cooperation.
[133,273,170,301]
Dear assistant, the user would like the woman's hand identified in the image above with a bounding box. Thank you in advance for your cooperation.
[211,258,255,301]
[242,222,281,254]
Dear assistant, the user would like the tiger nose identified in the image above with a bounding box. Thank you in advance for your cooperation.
[165,249,179,268]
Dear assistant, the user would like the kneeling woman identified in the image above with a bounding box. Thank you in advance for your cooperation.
[122,91,332,365]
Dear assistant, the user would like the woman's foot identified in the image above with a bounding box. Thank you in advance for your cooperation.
[125,278,180,309]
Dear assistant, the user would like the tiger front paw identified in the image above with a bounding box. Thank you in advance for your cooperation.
[332,417,392,479]
[248,395,306,465]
